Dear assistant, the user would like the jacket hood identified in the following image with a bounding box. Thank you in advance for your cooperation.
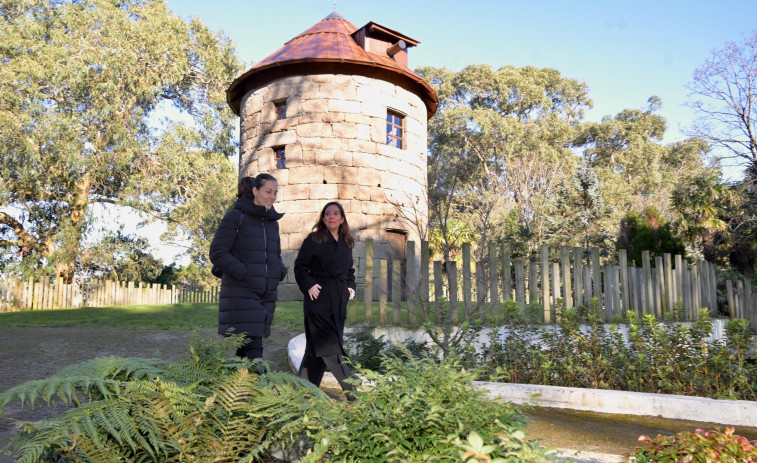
[233,196,284,220]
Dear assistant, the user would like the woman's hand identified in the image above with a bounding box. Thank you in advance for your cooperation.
[348,288,355,300]
[308,284,322,300]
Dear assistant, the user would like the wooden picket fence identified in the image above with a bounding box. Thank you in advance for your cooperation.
[2,240,755,333]
[0,274,219,312]
[355,240,757,331]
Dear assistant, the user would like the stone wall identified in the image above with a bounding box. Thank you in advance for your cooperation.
[238,73,428,300]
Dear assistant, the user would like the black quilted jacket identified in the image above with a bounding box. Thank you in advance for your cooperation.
[209,196,286,338]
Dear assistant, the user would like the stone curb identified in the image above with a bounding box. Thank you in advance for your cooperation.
[476,381,757,428]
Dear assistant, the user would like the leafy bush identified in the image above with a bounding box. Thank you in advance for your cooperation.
[344,325,433,372]
[625,427,757,462]
[301,353,558,462]
[471,301,757,400]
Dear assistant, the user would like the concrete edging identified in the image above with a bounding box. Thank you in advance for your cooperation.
[287,332,757,427]
[475,381,757,427]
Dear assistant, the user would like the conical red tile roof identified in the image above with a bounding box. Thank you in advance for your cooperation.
[226,12,438,118]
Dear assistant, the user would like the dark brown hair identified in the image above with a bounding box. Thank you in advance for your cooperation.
[312,201,355,249]
[237,173,277,199]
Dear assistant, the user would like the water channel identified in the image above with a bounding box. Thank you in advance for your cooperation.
[525,405,757,456]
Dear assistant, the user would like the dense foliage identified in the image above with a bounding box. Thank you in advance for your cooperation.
[626,427,757,463]
[302,354,558,462]
[466,303,757,400]
[0,334,555,462]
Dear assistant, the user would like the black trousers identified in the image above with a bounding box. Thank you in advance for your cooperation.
[298,350,356,392]
[236,336,263,361]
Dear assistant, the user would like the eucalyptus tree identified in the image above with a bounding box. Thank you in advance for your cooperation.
[418,64,592,259]
[0,0,240,281]
[577,98,711,232]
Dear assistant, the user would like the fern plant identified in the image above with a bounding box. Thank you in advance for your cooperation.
[1,334,331,462]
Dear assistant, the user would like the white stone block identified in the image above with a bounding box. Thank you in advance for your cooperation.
[332,122,358,139]
[301,98,330,114]
[334,150,354,167]
[297,122,333,138]
[308,183,339,200]
[321,137,343,150]
[315,150,335,165]
[329,99,362,114]
[324,166,358,184]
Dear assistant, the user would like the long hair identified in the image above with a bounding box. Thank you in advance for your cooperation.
[237,173,277,199]
[312,201,355,249]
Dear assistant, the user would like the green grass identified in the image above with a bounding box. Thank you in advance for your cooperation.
[0,302,305,331]
[0,299,503,331]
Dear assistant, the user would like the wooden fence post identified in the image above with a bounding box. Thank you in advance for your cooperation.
[420,240,429,322]
[448,260,459,324]
[476,260,486,313]
[489,243,499,319]
[406,241,416,324]
[743,278,752,326]
[583,265,592,305]
[515,260,526,313]
[603,266,612,320]
[607,265,625,317]
[379,259,388,325]
[434,260,443,324]
[392,260,401,325]
[561,246,572,309]
[462,243,472,315]
[641,251,653,316]
[573,248,583,309]
[674,254,683,306]
[364,238,374,324]
[551,262,561,322]
[691,262,700,316]
[619,249,629,314]
[528,259,538,307]
[541,245,550,323]
[501,244,512,302]
[664,253,674,314]
[709,263,718,316]
[591,247,601,309]
[655,256,664,316]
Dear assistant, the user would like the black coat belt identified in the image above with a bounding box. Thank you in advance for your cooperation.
[312,272,349,321]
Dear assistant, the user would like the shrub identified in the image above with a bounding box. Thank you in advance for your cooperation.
[344,325,433,372]
[301,353,559,462]
[625,427,757,462]
[473,303,757,400]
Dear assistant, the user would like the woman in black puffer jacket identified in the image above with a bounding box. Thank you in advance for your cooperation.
[209,173,287,363]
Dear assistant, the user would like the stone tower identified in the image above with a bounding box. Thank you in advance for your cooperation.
[226,12,438,301]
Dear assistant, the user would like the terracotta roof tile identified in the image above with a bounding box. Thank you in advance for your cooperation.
[226,13,438,118]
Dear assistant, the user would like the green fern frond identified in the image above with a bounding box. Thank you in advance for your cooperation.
[3,338,330,462]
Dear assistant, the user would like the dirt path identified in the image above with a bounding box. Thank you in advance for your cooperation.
[0,326,299,462]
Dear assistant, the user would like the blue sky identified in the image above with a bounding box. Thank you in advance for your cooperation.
[166,0,757,154]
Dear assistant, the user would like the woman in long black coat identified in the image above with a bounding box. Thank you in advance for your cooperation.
[294,201,357,394]
[209,173,287,363]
